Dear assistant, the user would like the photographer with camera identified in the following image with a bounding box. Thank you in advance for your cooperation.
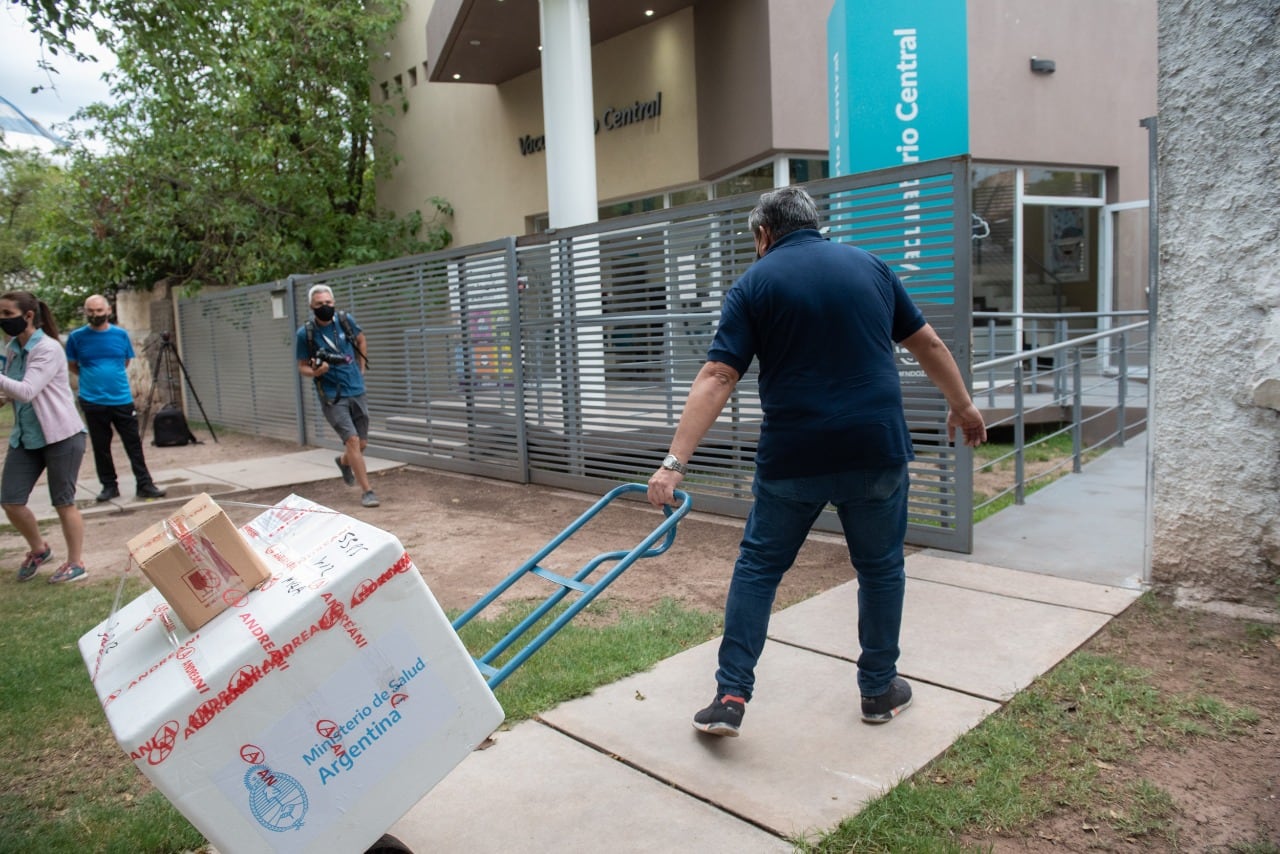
[295,285,379,508]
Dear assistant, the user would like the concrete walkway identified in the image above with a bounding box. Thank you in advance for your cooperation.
[41,437,1147,852]
[21,447,405,522]
[386,439,1148,851]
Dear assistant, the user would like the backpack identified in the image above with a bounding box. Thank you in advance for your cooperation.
[304,311,367,405]
[304,311,360,364]
[152,403,198,447]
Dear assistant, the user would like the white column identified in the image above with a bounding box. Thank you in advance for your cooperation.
[539,0,598,229]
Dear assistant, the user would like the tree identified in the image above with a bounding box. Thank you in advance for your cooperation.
[17,0,452,294]
[1,149,55,281]
[0,150,106,327]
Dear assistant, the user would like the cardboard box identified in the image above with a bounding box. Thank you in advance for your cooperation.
[127,493,273,631]
[82,495,504,854]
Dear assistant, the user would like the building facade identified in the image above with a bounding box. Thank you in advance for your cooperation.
[375,0,1156,319]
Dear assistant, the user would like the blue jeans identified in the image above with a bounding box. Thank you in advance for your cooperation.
[715,464,910,701]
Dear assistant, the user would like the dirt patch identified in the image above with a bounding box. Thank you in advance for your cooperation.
[959,604,1280,852]
[5,428,857,614]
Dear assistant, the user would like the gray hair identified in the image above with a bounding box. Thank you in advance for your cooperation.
[748,186,820,240]
[307,284,334,304]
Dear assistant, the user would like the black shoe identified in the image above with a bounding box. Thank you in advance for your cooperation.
[692,693,746,737]
[136,484,167,499]
[336,456,356,486]
[861,676,913,724]
[95,485,120,502]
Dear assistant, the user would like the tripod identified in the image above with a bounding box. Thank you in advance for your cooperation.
[145,331,218,444]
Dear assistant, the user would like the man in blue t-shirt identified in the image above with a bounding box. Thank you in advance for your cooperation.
[295,284,380,509]
[65,295,167,502]
[647,186,987,737]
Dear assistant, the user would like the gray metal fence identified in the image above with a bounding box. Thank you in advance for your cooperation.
[173,157,975,551]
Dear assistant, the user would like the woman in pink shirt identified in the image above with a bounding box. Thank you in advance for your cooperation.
[0,291,89,583]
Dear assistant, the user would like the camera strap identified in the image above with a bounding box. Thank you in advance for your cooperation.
[306,313,367,367]
[305,319,342,406]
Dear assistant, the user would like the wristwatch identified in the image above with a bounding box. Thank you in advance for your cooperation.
[661,454,686,475]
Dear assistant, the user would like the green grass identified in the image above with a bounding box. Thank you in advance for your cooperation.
[972,431,1083,469]
[795,596,1260,853]
[971,432,1105,523]
[0,576,207,854]
[0,577,720,852]
[454,597,721,722]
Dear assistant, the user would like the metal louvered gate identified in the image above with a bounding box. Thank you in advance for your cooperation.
[174,157,973,551]
[175,280,301,442]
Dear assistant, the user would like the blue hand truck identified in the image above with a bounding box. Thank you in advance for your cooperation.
[454,482,693,689]
[365,482,692,853]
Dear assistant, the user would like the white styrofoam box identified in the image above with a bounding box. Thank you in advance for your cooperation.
[80,495,504,854]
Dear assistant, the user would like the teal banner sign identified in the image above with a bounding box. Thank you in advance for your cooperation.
[827,0,969,177]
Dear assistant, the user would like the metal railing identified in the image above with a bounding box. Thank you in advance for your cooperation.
[971,314,1149,513]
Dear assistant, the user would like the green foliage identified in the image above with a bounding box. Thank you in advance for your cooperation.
[0,150,62,282]
[0,150,90,329]
[19,0,453,296]
[6,1,102,65]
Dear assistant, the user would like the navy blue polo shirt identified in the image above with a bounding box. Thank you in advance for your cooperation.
[706,229,926,478]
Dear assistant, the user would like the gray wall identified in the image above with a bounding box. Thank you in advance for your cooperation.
[1152,0,1280,612]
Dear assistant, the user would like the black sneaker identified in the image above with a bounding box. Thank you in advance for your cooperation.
[136,484,167,499]
[95,485,120,502]
[692,694,746,737]
[861,677,913,725]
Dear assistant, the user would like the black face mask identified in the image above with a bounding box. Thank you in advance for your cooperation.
[88,315,109,327]
[0,316,28,337]
[313,305,336,323]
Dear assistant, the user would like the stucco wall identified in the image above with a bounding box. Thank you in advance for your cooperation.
[1152,0,1280,610]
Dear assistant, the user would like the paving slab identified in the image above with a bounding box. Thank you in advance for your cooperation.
[906,553,1141,615]
[171,449,401,491]
[768,573,1117,702]
[24,451,404,523]
[389,719,792,853]
[538,640,998,841]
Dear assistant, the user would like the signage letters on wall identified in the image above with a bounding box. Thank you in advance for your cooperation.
[518,92,663,156]
[826,0,969,175]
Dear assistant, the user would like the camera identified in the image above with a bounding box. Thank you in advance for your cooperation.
[311,349,349,368]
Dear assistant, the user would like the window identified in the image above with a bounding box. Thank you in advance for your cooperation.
[789,158,830,184]
[599,194,663,220]
[669,187,709,207]
[1024,169,1102,198]
[712,163,773,200]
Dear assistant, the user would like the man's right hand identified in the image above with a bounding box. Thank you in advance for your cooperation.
[647,467,683,509]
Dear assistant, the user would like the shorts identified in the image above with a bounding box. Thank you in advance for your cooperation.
[1,432,87,507]
[320,394,370,444]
